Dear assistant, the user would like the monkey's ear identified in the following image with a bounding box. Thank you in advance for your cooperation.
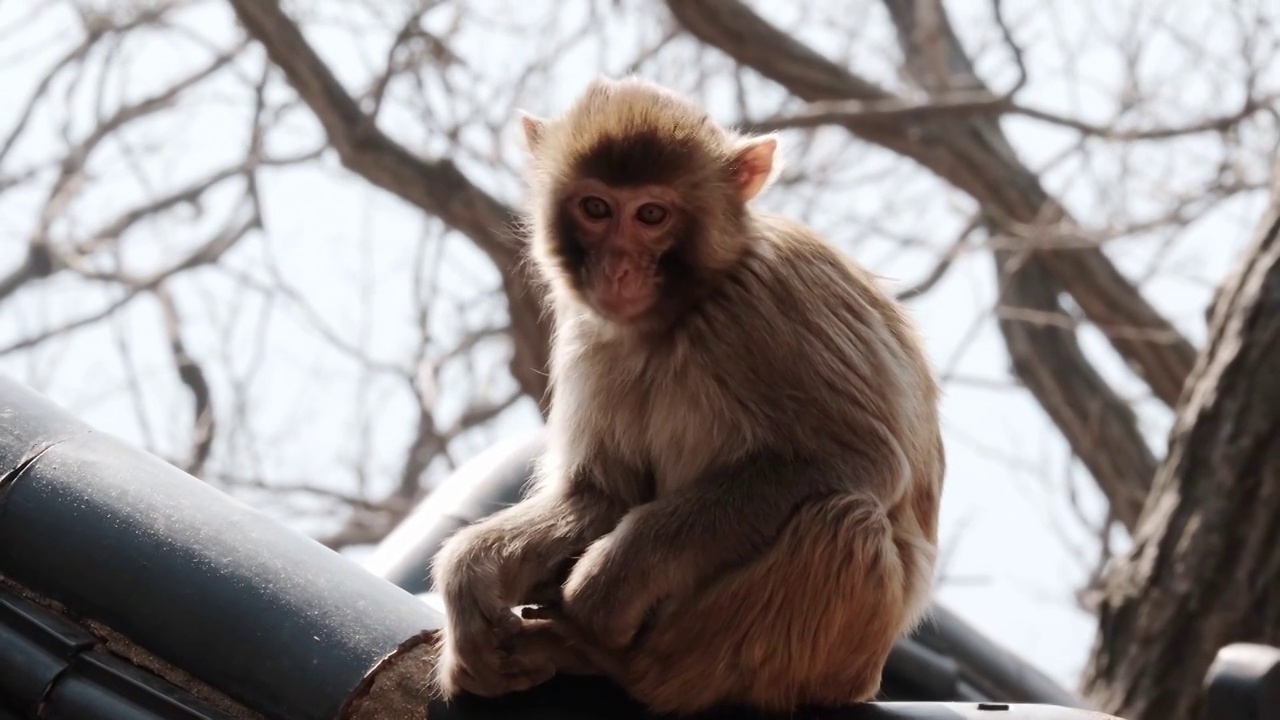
[730,135,782,202]
[520,111,548,152]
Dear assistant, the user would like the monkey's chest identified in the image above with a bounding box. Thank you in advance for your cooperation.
[606,374,750,498]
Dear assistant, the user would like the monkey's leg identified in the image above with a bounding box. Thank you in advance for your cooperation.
[433,481,626,699]
[622,492,937,715]
[558,452,836,650]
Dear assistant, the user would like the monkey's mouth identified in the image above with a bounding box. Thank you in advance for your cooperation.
[590,289,657,324]
[588,259,660,323]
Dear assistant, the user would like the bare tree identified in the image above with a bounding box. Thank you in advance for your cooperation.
[1083,173,1280,720]
[1,1,1277,718]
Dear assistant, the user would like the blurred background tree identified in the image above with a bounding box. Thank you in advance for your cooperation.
[0,1,1277,719]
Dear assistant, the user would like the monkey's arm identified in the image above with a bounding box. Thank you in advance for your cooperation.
[560,451,842,649]
[432,460,631,697]
[433,461,629,629]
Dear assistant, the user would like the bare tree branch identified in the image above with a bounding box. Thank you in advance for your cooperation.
[744,93,1275,143]
[993,250,1154,528]
[225,0,553,412]
[318,385,523,551]
[666,0,1166,527]
[0,41,249,304]
[894,215,979,301]
[0,202,258,355]
[155,285,215,478]
[670,0,1198,401]
[881,0,1199,411]
[0,4,175,168]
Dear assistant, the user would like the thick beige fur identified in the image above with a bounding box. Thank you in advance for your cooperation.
[432,76,945,715]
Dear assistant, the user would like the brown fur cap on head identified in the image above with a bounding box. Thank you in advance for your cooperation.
[519,77,783,282]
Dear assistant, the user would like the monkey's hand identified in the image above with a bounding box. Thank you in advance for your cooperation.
[433,474,632,698]
[434,535,555,698]
[435,594,545,696]
[560,531,655,650]
[437,607,558,696]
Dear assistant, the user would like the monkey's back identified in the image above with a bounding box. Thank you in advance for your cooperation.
[688,212,943,485]
[558,209,944,517]
[591,212,945,713]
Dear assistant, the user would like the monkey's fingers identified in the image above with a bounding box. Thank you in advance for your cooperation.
[449,630,518,693]
[447,664,496,698]
[472,600,523,636]
[518,608,597,650]
[445,586,524,644]
[506,623,604,679]
[445,638,556,699]
[512,610,628,680]
[439,649,502,699]
[496,651,556,689]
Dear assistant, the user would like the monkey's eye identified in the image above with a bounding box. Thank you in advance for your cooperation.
[580,196,611,220]
[636,203,668,225]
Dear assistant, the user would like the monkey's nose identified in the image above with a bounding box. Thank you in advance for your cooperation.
[605,265,630,283]
[602,252,635,284]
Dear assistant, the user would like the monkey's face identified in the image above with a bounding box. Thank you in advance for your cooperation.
[554,177,690,324]
[524,79,775,327]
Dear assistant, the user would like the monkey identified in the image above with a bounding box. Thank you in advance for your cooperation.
[430,76,945,715]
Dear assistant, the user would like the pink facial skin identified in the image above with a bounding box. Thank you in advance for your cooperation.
[562,179,683,323]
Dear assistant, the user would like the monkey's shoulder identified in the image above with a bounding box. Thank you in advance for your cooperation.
[734,213,879,293]
[721,216,910,341]
[704,216,935,409]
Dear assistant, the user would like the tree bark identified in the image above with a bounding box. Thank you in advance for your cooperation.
[1083,172,1280,720]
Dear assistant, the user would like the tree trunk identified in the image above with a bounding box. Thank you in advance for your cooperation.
[1083,171,1280,720]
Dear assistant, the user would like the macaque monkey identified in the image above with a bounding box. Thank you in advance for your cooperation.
[431,76,945,715]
